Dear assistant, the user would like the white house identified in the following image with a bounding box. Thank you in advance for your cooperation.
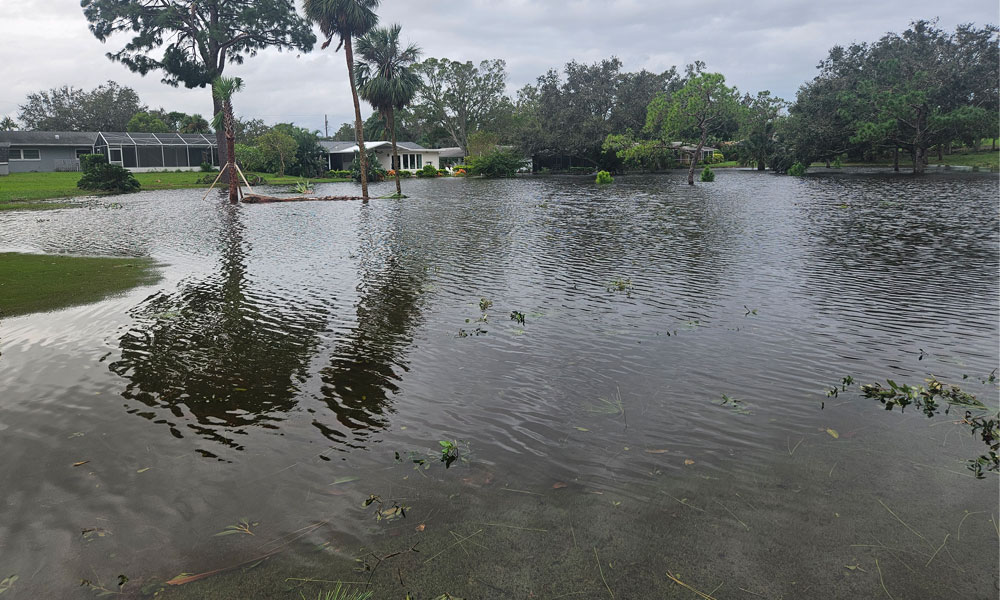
[320,140,441,172]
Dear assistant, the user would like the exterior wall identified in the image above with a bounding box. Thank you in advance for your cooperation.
[372,147,440,172]
[8,145,93,173]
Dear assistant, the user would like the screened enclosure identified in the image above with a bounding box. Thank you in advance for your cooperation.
[94,133,218,171]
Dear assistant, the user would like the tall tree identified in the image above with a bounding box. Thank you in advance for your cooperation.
[127,111,171,133]
[356,24,422,196]
[647,72,739,185]
[211,76,245,203]
[17,81,145,131]
[304,0,380,201]
[0,116,17,131]
[410,58,509,155]
[81,0,314,173]
[737,91,786,170]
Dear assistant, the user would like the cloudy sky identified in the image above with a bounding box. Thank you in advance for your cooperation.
[1,0,995,134]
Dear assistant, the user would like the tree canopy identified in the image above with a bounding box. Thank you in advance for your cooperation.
[17,81,145,131]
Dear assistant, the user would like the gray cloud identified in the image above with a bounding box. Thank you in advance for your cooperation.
[1,0,994,134]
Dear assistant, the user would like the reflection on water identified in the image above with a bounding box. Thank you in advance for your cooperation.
[108,205,331,452]
[0,171,996,599]
[316,205,429,445]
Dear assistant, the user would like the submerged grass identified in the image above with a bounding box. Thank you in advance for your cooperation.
[0,252,159,317]
[0,171,352,204]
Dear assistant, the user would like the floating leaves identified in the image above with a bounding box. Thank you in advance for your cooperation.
[826,428,840,439]
[73,461,90,467]
[0,574,18,596]
[330,475,360,485]
[82,527,111,542]
[684,459,695,465]
[510,311,525,326]
[712,394,752,415]
[214,518,257,537]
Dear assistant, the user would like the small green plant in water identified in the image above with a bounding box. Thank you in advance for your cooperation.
[292,179,313,194]
[788,162,807,176]
[479,298,493,312]
[303,583,373,600]
[699,166,715,182]
[832,156,843,168]
[510,311,525,325]
[595,170,613,184]
[606,278,633,294]
[439,440,459,467]
[713,394,752,415]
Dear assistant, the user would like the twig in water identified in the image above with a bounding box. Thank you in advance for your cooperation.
[875,558,895,600]
[665,571,718,600]
[474,522,548,532]
[713,500,750,531]
[787,436,803,456]
[955,510,985,541]
[423,530,482,564]
[877,498,932,549]
[924,534,950,567]
[665,493,705,512]
[594,547,614,599]
[499,487,541,496]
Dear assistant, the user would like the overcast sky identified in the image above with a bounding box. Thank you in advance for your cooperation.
[1,0,995,134]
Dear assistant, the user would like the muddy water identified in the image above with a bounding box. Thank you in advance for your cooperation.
[0,170,997,599]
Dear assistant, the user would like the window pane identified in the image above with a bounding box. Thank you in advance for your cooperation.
[417,154,422,168]
[22,149,40,160]
[110,149,123,162]
[9,149,21,160]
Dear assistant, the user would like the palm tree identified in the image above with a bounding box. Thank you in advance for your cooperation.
[211,76,245,204]
[355,24,421,197]
[304,0,380,201]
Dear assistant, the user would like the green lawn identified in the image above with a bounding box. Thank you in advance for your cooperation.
[0,171,352,206]
[817,148,999,171]
[0,253,160,318]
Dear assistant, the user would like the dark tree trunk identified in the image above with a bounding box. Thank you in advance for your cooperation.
[757,160,765,171]
[914,145,926,174]
[344,36,369,201]
[688,128,706,185]
[893,147,899,172]
[825,159,831,168]
[937,145,943,161]
[213,95,230,185]
[388,109,401,197]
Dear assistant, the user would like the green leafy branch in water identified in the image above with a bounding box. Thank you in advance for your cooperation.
[439,440,459,468]
[363,494,408,522]
[857,377,997,478]
[510,310,525,326]
[214,518,258,537]
[79,574,129,597]
[714,393,752,415]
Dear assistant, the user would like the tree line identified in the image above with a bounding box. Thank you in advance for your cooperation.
[4,2,996,189]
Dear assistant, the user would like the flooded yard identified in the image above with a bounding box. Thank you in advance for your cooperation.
[0,169,997,599]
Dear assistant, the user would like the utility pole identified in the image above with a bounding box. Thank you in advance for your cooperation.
[324,114,329,138]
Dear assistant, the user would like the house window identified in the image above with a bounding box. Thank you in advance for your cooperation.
[417,154,422,169]
[110,148,123,163]
[75,148,91,159]
[10,149,41,160]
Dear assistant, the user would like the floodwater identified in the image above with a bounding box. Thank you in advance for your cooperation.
[0,169,997,599]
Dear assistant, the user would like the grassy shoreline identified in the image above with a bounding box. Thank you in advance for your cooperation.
[0,252,160,317]
[0,171,353,206]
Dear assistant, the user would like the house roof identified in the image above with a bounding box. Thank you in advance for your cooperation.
[437,147,465,158]
[97,132,216,146]
[320,140,434,154]
[0,131,99,146]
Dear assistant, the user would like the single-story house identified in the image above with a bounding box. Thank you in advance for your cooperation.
[0,131,219,175]
[0,131,99,174]
[437,147,466,168]
[320,140,441,172]
[669,142,718,165]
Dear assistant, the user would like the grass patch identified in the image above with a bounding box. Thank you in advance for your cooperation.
[0,171,352,204]
[814,148,999,171]
[0,253,160,318]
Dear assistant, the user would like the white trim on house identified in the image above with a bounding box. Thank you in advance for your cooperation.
[9,148,41,161]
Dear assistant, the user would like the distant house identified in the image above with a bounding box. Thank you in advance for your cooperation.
[669,142,718,165]
[0,131,219,175]
[0,131,99,175]
[320,140,441,172]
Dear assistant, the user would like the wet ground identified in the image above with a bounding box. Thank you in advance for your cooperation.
[0,169,997,599]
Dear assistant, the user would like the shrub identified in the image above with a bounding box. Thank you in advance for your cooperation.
[235,143,267,172]
[350,150,386,183]
[415,164,439,178]
[788,162,807,176]
[700,166,715,182]
[468,149,523,178]
[437,169,449,176]
[77,155,140,194]
[325,170,352,179]
[200,161,215,172]
[832,156,843,169]
[595,170,613,184]
[79,153,106,173]
[399,170,413,178]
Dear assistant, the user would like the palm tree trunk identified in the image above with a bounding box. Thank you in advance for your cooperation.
[388,108,401,196]
[226,105,238,204]
[213,94,229,185]
[344,36,369,201]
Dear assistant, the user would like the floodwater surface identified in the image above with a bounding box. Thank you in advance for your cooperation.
[0,170,997,599]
